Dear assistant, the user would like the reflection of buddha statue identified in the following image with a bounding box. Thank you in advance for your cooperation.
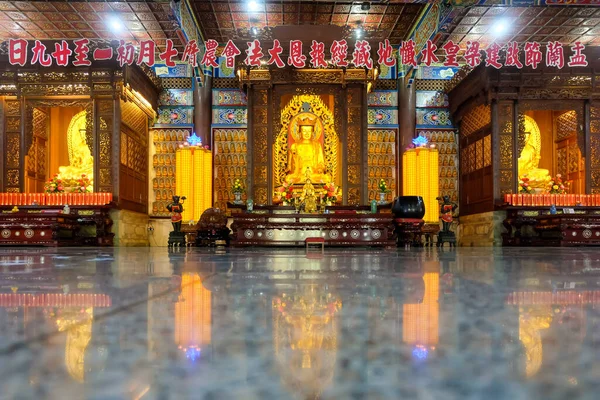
[57,111,94,186]
[518,115,551,189]
[285,116,331,184]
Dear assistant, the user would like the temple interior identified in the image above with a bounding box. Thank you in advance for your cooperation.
[1,0,600,397]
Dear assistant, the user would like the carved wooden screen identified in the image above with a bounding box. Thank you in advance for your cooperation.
[4,99,22,192]
[95,99,114,194]
[556,110,584,193]
[251,88,269,205]
[119,100,148,213]
[25,108,49,193]
[590,105,600,193]
[459,104,492,215]
[346,86,364,205]
[497,101,515,198]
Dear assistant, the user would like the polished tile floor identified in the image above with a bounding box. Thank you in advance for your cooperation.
[1,247,600,399]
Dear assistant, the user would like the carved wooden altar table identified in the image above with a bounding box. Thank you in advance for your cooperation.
[230,206,395,247]
[0,206,113,246]
[502,206,600,246]
[0,212,80,246]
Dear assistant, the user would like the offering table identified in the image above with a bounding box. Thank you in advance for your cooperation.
[229,205,395,247]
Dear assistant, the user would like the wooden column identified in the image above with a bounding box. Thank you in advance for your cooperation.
[398,82,416,195]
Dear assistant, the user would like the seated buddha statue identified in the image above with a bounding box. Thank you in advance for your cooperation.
[57,112,94,187]
[517,115,551,189]
[285,116,331,184]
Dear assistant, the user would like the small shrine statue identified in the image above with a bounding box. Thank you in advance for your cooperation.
[301,178,318,213]
[437,195,458,248]
[166,196,185,233]
[438,195,458,233]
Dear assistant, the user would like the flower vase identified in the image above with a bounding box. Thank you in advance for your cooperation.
[378,192,386,204]
[233,192,243,204]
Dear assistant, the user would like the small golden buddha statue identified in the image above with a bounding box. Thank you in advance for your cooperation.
[285,115,331,184]
[301,178,318,213]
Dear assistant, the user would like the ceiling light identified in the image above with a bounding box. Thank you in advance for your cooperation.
[361,2,371,11]
[108,16,123,32]
[492,19,508,35]
[248,1,260,12]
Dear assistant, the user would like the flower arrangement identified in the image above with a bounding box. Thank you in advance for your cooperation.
[275,181,294,203]
[44,174,65,193]
[518,175,533,194]
[322,182,339,204]
[378,179,391,194]
[231,178,245,194]
[548,174,568,194]
[71,174,92,193]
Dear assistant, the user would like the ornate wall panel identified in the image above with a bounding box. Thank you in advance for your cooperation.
[213,128,248,211]
[252,89,269,205]
[417,130,458,203]
[212,108,248,125]
[416,109,453,128]
[556,110,577,141]
[3,99,20,191]
[212,89,247,106]
[590,106,600,193]
[367,129,397,202]
[367,91,398,107]
[346,86,364,205]
[497,101,515,196]
[150,129,190,216]
[368,109,398,126]
[119,100,149,213]
[96,99,113,194]
[460,104,491,138]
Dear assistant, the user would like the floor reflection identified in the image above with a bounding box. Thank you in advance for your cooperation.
[1,247,600,398]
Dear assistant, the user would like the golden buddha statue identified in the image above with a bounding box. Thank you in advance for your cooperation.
[57,111,94,187]
[518,115,551,189]
[301,178,318,213]
[285,115,331,184]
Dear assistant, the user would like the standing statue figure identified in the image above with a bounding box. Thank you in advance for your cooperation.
[438,195,458,233]
[301,178,317,213]
[166,195,186,233]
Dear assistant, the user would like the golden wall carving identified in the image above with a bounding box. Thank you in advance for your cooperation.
[213,128,248,211]
[150,128,189,216]
[367,129,397,202]
[274,94,338,187]
[590,106,600,193]
[4,100,21,191]
[96,99,113,193]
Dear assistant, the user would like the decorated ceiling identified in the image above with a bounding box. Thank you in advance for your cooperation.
[438,5,600,52]
[190,0,425,42]
[0,0,186,53]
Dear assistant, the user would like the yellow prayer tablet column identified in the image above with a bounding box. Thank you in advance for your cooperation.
[176,146,213,222]
[402,142,439,223]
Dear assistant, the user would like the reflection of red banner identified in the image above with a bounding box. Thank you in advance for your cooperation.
[7,38,590,70]
[0,293,111,307]
[506,291,600,305]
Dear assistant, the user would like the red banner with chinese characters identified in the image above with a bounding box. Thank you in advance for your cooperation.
[7,38,590,70]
